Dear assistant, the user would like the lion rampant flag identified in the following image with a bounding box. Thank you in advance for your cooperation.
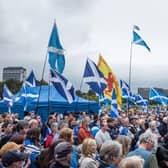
[98,55,122,107]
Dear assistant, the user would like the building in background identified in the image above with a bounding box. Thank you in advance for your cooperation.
[3,67,26,82]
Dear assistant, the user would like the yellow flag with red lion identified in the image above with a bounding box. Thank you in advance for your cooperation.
[98,55,122,107]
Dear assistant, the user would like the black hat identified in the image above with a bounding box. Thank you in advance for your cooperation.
[2,150,29,167]
[54,142,73,160]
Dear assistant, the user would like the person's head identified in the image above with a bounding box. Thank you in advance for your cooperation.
[50,122,58,133]
[82,116,90,127]
[0,142,22,157]
[82,138,97,157]
[1,150,29,168]
[26,128,41,145]
[99,140,122,166]
[54,142,73,166]
[122,117,129,127]
[35,115,41,124]
[29,119,38,128]
[48,114,56,126]
[2,122,13,134]
[116,135,132,156]
[139,132,155,151]
[100,119,108,130]
[59,127,74,143]
[118,156,144,168]
[10,134,25,145]
[149,120,157,131]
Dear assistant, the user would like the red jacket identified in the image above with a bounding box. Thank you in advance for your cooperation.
[45,133,54,148]
[78,125,93,144]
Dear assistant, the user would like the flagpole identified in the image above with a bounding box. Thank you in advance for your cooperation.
[128,31,133,116]
[35,51,48,115]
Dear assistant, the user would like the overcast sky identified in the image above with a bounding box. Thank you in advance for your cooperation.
[0,0,168,92]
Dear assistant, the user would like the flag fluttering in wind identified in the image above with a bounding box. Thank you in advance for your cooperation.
[14,84,39,111]
[50,69,75,104]
[48,22,65,73]
[134,94,148,106]
[132,26,151,52]
[3,84,13,108]
[25,70,38,87]
[83,58,107,97]
[98,55,122,107]
[110,88,119,118]
[120,79,131,98]
[149,88,168,105]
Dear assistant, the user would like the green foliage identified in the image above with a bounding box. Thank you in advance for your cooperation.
[76,89,99,101]
[0,80,23,98]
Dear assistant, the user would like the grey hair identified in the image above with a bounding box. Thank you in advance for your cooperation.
[139,132,154,144]
[149,120,157,128]
[99,140,122,163]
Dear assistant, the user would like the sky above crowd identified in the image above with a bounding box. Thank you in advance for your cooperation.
[0,0,168,92]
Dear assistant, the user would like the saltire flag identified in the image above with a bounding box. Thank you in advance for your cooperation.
[15,84,39,110]
[3,84,14,107]
[120,79,131,98]
[132,28,151,52]
[25,70,38,87]
[50,69,75,104]
[48,22,65,73]
[149,88,168,105]
[98,55,122,107]
[134,94,148,106]
[110,88,119,118]
[83,58,107,97]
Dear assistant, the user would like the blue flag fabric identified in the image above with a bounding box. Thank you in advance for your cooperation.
[133,30,151,52]
[48,22,65,73]
[3,84,13,107]
[83,58,107,96]
[149,88,168,105]
[15,84,39,110]
[50,69,75,104]
[25,70,38,87]
[120,79,131,98]
[119,79,135,103]
[110,88,119,118]
[134,94,148,106]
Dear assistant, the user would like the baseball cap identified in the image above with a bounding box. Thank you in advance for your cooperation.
[2,150,29,167]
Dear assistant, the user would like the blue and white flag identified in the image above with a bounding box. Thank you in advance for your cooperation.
[149,88,168,105]
[50,69,75,103]
[83,58,107,96]
[3,84,13,107]
[110,88,119,118]
[134,94,148,106]
[48,22,65,74]
[14,84,39,110]
[25,70,38,87]
[120,79,130,98]
[133,30,151,52]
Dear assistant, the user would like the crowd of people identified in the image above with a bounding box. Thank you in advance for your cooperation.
[0,108,168,168]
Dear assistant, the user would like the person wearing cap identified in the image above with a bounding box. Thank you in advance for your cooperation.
[49,141,73,168]
[1,150,29,168]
